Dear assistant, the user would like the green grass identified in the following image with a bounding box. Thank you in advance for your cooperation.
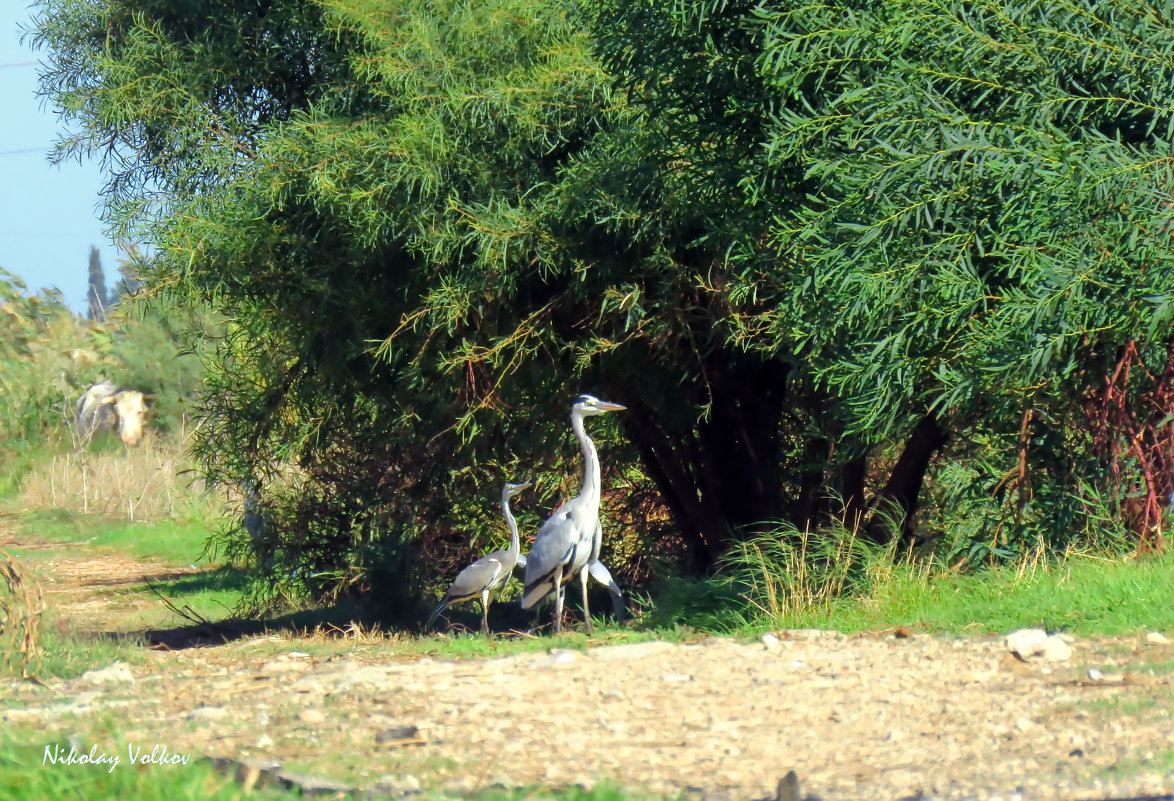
[1105,749,1174,777]
[29,622,147,680]
[131,565,249,624]
[14,509,217,566]
[0,443,57,500]
[2,729,672,801]
[1,504,245,680]
[400,622,685,659]
[654,535,1174,638]
[0,734,303,801]
[826,552,1174,635]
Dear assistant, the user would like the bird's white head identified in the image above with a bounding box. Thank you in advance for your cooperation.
[573,393,627,416]
[503,481,531,497]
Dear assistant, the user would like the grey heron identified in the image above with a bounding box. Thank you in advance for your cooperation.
[427,480,531,634]
[521,394,625,634]
[515,550,626,619]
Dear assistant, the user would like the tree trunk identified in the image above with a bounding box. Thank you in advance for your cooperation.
[789,437,830,532]
[623,402,722,572]
[839,455,868,532]
[617,353,792,572]
[864,413,948,545]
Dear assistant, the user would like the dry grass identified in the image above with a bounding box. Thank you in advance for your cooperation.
[14,432,213,523]
[0,550,43,678]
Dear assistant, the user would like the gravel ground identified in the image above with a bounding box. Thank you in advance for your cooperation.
[2,536,1171,801]
[4,628,1172,801]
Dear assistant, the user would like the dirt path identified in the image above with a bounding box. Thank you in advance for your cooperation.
[3,533,1172,801]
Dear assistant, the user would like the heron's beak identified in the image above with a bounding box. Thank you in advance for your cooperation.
[516,480,533,490]
[597,401,627,412]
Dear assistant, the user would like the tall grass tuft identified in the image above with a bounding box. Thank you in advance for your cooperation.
[717,521,904,627]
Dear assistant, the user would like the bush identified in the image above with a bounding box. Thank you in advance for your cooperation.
[0,269,212,455]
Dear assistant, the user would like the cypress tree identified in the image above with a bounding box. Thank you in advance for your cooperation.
[85,245,106,322]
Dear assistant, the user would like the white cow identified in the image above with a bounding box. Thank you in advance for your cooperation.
[76,381,148,446]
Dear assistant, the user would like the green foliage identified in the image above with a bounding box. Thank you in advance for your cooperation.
[107,303,216,434]
[0,269,100,449]
[30,0,1174,623]
[592,0,1174,545]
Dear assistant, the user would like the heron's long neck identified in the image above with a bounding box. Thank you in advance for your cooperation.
[502,495,520,558]
[571,411,600,507]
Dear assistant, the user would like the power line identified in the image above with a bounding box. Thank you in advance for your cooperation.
[0,146,48,156]
[0,61,37,69]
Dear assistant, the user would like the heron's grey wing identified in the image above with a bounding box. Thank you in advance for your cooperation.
[588,560,626,618]
[521,509,580,609]
[446,553,506,603]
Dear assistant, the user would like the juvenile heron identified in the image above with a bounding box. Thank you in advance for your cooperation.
[521,394,625,634]
[427,481,531,634]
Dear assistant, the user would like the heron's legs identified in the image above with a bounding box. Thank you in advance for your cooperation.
[552,565,564,634]
[580,564,592,635]
[480,589,491,635]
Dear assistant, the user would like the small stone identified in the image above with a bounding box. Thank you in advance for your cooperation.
[1040,636,1072,661]
[444,777,475,794]
[275,770,353,795]
[1004,628,1050,658]
[80,662,135,685]
[1015,716,1034,731]
[528,650,578,669]
[255,734,274,748]
[1145,631,1170,645]
[593,641,678,660]
[375,725,420,743]
[1087,667,1104,681]
[776,771,800,801]
[259,660,299,674]
[783,629,838,640]
[762,633,781,651]
[297,708,326,724]
[189,705,229,721]
[375,773,421,793]
[1004,628,1071,660]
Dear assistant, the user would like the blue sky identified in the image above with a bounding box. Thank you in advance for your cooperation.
[1,3,120,314]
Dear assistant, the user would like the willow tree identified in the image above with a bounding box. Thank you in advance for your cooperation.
[32,0,793,611]
[593,0,1174,552]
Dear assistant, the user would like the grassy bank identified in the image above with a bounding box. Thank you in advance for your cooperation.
[650,528,1174,639]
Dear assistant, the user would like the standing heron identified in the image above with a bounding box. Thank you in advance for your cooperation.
[521,394,625,634]
[427,481,531,634]
[516,548,626,620]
